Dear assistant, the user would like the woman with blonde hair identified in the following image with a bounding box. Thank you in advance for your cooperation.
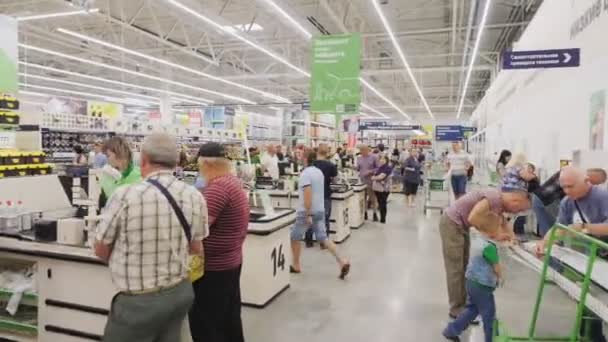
[100,137,142,203]
[501,153,536,192]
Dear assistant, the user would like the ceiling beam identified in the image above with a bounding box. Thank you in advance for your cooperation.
[362,21,530,39]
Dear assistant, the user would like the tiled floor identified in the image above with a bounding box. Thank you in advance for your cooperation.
[242,194,577,341]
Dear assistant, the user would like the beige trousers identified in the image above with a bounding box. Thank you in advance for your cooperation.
[439,214,470,316]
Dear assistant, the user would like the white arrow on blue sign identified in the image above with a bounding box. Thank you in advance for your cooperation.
[502,48,580,70]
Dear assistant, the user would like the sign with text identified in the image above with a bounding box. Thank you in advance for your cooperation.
[435,125,463,141]
[87,101,122,119]
[461,126,478,139]
[502,48,580,70]
[311,34,361,114]
[359,122,419,131]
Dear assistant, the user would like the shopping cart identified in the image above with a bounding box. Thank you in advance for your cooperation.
[423,163,450,215]
[496,224,608,341]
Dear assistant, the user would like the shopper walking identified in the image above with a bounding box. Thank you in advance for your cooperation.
[100,137,142,205]
[305,144,338,246]
[440,188,531,318]
[357,145,379,220]
[536,166,608,342]
[190,143,249,342]
[371,155,392,223]
[403,149,422,208]
[95,133,208,342]
[290,151,350,279]
[446,141,473,199]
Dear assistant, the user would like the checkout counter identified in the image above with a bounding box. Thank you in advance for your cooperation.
[349,182,367,229]
[0,174,297,341]
[264,179,355,244]
[241,207,296,307]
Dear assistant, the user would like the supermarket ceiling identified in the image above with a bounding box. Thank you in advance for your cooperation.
[2,0,542,121]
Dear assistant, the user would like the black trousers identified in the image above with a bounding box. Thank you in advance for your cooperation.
[189,265,244,342]
[374,191,390,222]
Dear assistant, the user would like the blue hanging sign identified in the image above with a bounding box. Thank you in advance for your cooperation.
[502,48,580,70]
[435,125,463,141]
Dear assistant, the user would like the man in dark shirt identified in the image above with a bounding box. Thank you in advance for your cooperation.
[190,143,249,342]
[533,168,606,236]
[305,144,338,247]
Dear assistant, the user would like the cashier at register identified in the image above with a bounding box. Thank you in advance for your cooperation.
[99,137,142,205]
[536,166,608,342]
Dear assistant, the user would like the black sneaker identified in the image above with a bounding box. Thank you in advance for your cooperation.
[373,213,378,222]
[364,212,368,220]
[442,332,460,342]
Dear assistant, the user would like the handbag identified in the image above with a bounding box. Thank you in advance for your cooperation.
[147,179,204,282]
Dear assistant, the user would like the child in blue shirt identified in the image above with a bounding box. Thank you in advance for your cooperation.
[443,214,504,342]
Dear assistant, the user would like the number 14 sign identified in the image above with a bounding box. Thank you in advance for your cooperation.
[271,244,286,277]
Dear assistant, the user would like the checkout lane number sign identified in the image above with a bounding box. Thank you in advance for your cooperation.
[271,244,286,277]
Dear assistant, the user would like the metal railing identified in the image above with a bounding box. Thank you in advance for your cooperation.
[496,224,608,341]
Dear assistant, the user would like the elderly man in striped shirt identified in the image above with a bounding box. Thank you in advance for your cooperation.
[95,133,208,342]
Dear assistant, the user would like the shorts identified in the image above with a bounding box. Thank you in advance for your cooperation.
[404,181,419,195]
[451,174,468,196]
[291,211,328,242]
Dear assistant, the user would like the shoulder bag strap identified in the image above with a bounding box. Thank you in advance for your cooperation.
[147,179,192,242]
[573,200,588,224]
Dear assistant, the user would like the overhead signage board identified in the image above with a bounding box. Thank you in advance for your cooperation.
[310,34,361,114]
[502,48,580,70]
[0,16,18,93]
[435,125,463,141]
[359,123,420,131]
[461,126,478,139]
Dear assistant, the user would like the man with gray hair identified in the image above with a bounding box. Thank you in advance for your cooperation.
[536,166,608,341]
[95,133,208,342]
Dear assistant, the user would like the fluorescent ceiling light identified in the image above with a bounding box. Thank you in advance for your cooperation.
[371,0,434,120]
[360,79,409,120]
[457,0,492,119]
[19,62,213,104]
[20,73,159,102]
[167,0,310,77]
[20,90,49,98]
[57,28,290,103]
[223,23,264,34]
[269,106,281,110]
[258,0,311,39]
[17,8,99,21]
[361,103,390,118]
[19,44,255,104]
[21,84,158,106]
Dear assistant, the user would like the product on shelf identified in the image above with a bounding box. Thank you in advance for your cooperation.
[0,96,19,111]
[0,111,19,126]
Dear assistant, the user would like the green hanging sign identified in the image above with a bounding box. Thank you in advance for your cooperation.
[0,16,18,93]
[310,34,361,115]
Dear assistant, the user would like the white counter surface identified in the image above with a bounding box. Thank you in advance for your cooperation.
[0,236,101,264]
